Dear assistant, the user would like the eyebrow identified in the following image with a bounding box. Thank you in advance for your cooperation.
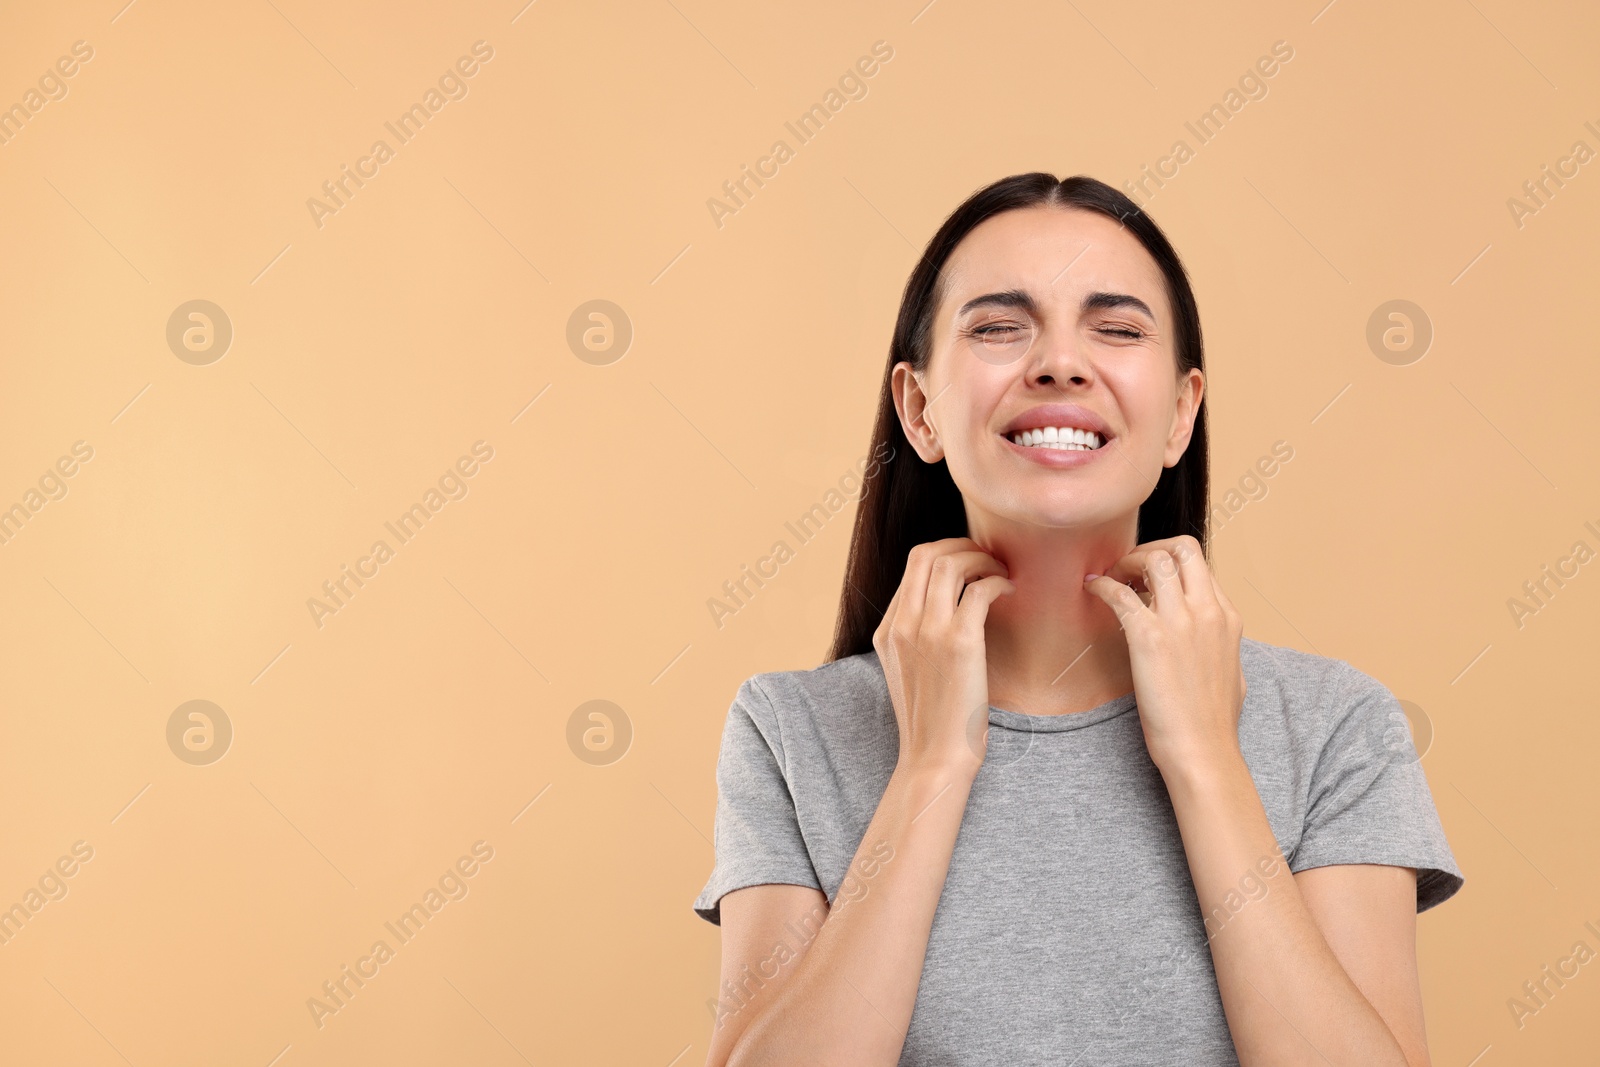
[956,288,1157,322]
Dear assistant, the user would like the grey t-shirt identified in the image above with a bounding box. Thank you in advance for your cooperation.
[693,636,1464,1065]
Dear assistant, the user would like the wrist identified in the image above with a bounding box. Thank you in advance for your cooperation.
[894,756,980,791]
[890,762,977,828]
[1154,743,1249,799]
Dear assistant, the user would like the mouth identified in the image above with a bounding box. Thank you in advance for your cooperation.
[998,403,1115,455]
[1003,426,1107,452]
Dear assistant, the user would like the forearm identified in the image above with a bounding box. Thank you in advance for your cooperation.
[727,762,973,1067]
[1161,751,1409,1067]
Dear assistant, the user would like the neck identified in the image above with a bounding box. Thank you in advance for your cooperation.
[967,509,1138,714]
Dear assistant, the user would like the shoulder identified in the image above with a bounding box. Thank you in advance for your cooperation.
[739,650,887,714]
[1239,636,1404,754]
[1241,634,1339,687]
[728,651,892,759]
[1240,636,1386,712]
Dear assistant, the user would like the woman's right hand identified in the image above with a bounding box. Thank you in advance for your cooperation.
[872,537,1015,779]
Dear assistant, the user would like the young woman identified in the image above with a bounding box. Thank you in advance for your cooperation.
[693,173,1463,1066]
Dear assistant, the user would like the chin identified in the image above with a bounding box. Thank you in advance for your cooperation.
[991,495,1119,532]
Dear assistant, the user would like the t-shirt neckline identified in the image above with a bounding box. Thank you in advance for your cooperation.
[865,650,1137,733]
[986,691,1137,733]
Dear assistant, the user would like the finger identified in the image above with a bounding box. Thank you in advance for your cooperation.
[897,537,982,623]
[1101,536,1200,587]
[1212,572,1241,618]
[1083,574,1150,628]
[872,581,903,655]
[951,573,1016,632]
[925,551,1010,625]
[1209,563,1248,620]
[1165,536,1214,605]
[1141,548,1184,612]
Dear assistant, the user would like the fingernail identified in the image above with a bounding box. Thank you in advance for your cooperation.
[1083,573,1100,581]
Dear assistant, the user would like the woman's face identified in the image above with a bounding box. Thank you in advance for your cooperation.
[894,204,1203,534]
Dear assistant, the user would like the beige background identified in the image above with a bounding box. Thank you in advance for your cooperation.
[0,0,1595,1063]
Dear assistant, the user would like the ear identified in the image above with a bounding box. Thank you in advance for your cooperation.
[1162,367,1204,468]
[891,362,945,463]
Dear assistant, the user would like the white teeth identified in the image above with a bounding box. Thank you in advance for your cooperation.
[1008,427,1104,450]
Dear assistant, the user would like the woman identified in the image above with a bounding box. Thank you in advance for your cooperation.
[693,173,1463,1066]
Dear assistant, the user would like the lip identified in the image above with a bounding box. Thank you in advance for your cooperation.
[999,403,1114,441]
[1001,433,1109,468]
[997,403,1115,466]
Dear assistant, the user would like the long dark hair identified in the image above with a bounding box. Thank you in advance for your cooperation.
[826,173,1209,662]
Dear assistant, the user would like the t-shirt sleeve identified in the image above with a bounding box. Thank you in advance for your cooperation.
[1290,660,1465,913]
[693,675,822,926]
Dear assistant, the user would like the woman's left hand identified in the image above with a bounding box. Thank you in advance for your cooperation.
[1084,535,1247,776]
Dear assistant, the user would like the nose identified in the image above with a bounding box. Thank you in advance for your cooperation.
[1024,322,1093,388]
